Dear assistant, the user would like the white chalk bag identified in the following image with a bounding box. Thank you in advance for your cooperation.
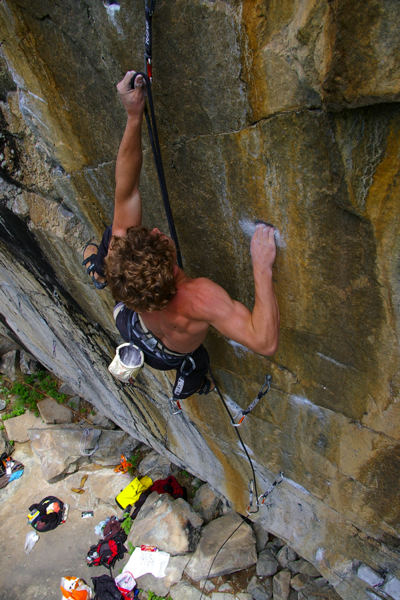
[108,343,144,383]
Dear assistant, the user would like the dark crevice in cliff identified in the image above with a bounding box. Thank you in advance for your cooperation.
[0,205,113,362]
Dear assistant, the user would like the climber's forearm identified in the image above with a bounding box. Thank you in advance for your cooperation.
[112,115,143,234]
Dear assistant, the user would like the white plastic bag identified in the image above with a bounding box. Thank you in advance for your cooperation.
[24,530,39,553]
[115,571,136,592]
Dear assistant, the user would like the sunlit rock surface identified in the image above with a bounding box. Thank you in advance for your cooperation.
[0,2,399,598]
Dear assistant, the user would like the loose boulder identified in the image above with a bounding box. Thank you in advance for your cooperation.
[170,581,202,600]
[185,512,257,581]
[192,483,223,522]
[4,411,44,443]
[128,492,203,555]
[37,397,73,424]
[28,425,136,481]
[256,548,279,577]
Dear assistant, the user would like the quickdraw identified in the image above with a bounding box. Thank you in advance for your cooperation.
[247,479,257,514]
[144,0,156,81]
[233,374,272,426]
[258,472,284,505]
[168,397,182,415]
[247,472,284,513]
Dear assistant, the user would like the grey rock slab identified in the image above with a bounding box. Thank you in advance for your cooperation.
[0,349,18,379]
[273,569,291,600]
[4,411,44,442]
[287,559,321,578]
[219,583,233,592]
[138,449,171,479]
[211,594,235,600]
[87,409,118,429]
[199,578,216,592]
[128,492,203,555]
[366,592,383,600]
[0,332,20,355]
[89,429,137,465]
[28,426,135,481]
[19,351,41,375]
[252,520,270,552]
[170,581,202,600]
[247,575,272,600]
[297,577,341,600]
[185,512,257,581]
[291,573,311,591]
[58,382,76,395]
[192,482,224,522]
[356,564,384,587]
[276,545,298,568]
[383,575,400,600]
[136,554,191,597]
[37,397,73,424]
[256,548,279,577]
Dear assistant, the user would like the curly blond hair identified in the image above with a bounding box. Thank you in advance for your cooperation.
[105,226,177,312]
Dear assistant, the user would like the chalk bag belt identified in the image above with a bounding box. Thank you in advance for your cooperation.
[232,374,272,426]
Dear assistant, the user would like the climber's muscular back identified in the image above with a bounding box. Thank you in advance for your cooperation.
[139,265,278,357]
[139,274,214,354]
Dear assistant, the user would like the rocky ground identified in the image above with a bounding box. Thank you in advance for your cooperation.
[0,352,341,600]
[0,432,341,600]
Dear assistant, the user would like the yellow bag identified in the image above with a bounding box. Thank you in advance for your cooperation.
[60,576,91,600]
[115,475,153,509]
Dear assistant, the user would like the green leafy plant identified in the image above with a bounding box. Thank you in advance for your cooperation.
[121,515,133,535]
[127,541,135,554]
[1,371,69,419]
[147,591,172,600]
[2,406,25,420]
[127,450,141,476]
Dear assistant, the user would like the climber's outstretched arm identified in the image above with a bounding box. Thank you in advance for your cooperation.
[193,224,279,355]
[112,70,146,237]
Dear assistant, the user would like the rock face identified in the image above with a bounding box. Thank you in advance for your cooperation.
[0,2,399,598]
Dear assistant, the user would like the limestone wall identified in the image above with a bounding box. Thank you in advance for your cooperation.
[0,1,399,598]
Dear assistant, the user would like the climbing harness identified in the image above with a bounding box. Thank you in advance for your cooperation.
[232,374,272,426]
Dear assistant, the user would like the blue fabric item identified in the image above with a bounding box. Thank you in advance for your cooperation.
[9,469,23,481]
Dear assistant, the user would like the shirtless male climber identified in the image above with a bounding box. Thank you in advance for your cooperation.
[83,70,279,402]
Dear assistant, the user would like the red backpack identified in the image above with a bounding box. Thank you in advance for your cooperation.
[86,530,127,571]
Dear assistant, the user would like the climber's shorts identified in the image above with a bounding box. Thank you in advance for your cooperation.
[113,303,210,399]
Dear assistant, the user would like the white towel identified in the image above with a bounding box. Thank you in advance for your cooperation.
[122,547,170,579]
